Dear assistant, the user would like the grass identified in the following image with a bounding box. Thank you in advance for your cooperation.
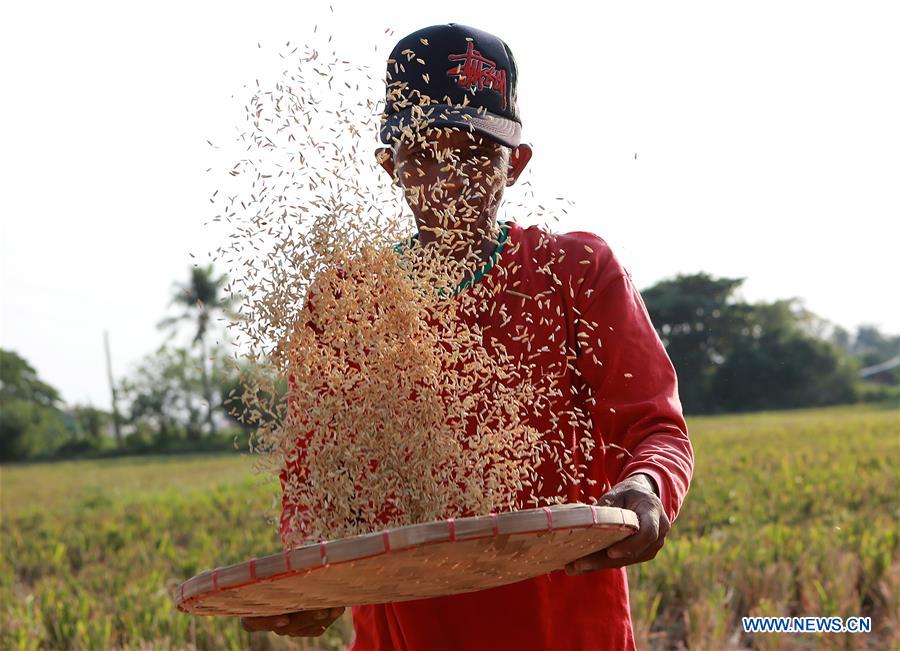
[1,402,897,650]
[630,402,899,650]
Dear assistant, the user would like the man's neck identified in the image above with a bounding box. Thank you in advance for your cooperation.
[412,219,503,285]
[452,220,501,266]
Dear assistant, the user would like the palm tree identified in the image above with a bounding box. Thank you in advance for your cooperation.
[157,264,241,437]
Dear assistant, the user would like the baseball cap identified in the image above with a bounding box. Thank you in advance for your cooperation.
[379,23,522,148]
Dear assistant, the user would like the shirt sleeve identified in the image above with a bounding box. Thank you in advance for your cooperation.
[573,266,694,524]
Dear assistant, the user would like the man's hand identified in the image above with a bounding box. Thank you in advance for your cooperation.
[565,473,670,575]
[241,607,345,637]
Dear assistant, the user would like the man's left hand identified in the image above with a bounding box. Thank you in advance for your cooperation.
[564,473,670,575]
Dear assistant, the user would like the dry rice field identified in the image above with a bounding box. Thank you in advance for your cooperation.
[1,402,897,650]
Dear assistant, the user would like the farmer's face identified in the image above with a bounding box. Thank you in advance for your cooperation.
[376,128,531,249]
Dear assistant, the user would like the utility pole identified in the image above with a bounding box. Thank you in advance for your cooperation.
[104,330,124,448]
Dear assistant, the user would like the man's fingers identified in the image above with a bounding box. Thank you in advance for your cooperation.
[564,492,651,573]
[241,607,344,635]
[597,487,624,508]
[565,494,670,575]
[241,614,292,632]
[565,548,618,574]
[606,498,660,559]
[565,538,666,574]
[276,622,328,637]
[565,475,673,576]
[279,607,345,637]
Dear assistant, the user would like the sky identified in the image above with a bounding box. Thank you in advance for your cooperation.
[1,1,898,411]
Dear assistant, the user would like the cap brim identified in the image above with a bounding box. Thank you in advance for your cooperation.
[380,105,521,148]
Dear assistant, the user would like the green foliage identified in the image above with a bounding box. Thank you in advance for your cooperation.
[2,405,897,649]
[0,349,62,408]
[0,399,69,462]
[710,331,859,411]
[157,264,243,438]
[0,351,74,461]
[118,344,243,446]
[844,325,900,385]
[1,453,352,650]
[69,405,109,442]
[852,326,900,366]
[628,403,899,650]
[641,272,749,412]
[0,338,250,460]
[158,264,241,348]
[857,382,900,404]
[641,273,878,414]
[119,346,203,443]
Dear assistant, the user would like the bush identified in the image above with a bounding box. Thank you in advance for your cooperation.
[0,399,69,461]
[709,332,859,412]
[856,382,900,405]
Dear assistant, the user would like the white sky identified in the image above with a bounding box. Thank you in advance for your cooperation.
[1,1,898,410]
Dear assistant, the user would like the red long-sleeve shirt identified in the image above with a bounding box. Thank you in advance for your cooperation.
[281,220,693,651]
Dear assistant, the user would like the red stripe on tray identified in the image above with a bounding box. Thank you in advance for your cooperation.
[249,559,257,581]
[447,517,456,542]
[382,530,391,552]
[177,508,630,614]
[542,506,553,530]
[284,549,292,572]
[212,569,219,591]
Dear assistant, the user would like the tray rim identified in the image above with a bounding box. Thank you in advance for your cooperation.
[174,502,638,614]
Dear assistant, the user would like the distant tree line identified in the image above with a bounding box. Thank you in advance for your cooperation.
[0,346,250,461]
[641,272,899,414]
[0,264,254,462]
[1,268,897,462]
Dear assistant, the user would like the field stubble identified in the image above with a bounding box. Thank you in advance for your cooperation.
[1,403,897,650]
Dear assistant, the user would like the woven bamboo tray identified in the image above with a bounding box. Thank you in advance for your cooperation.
[174,503,638,617]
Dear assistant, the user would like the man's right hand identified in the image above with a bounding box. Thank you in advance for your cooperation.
[241,607,346,637]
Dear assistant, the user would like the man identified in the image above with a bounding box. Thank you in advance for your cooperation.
[243,23,693,650]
